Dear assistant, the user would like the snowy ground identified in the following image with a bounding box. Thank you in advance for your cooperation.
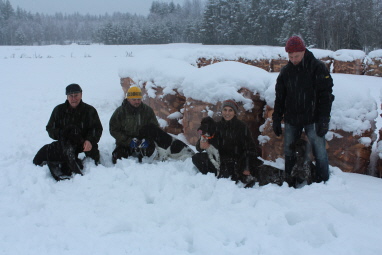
[1,44,382,255]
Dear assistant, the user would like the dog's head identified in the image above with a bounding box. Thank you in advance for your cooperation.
[197,117,217,137]
[290,139,307,158]
[138,123,163,140]
[61,125,84,148]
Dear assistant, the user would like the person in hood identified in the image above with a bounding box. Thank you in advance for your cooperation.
[45,83,103,165]
[109,86,159,164]
[192,100,260,182]
[272,35,334,183]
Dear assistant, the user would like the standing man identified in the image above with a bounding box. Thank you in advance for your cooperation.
[46,83,103,164]
[109,86,159,164]
[272,36,334,183]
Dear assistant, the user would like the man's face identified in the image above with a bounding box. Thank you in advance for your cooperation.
[67,92,82,108]
[128,98,142,108]
[288,51,305,66]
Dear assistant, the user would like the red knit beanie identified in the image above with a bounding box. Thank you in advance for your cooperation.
[285,36,306,53]
[221,100,239,114]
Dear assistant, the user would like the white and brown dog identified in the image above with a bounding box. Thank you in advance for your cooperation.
[197,117,221,176]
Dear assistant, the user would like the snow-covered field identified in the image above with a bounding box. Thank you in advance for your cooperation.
[1,44,382,255]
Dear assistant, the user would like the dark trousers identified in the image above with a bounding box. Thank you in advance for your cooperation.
[33,141,83,181]
[192,153,239,179]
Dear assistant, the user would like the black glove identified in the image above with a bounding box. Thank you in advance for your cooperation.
[317,117,330,137]
[272,119,282,137]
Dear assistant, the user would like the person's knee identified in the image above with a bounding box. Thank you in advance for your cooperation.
[192,153,211,174]
[191,154,200,165]
[112,146,129,163]
[33,145,48,166]
[33,156,43,166]
[86,146,100,162]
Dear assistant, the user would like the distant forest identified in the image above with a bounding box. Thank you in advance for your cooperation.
[1,0,381,51]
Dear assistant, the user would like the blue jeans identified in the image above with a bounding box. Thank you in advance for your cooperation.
[284,123,329,182]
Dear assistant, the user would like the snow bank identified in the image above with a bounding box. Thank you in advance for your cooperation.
[368,49,382,59]
[330,74,379,135]
[1,44,382,255]
[180,61,272,109]
[332,49,366,62]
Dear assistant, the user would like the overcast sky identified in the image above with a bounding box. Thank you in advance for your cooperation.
[10,0,186,16]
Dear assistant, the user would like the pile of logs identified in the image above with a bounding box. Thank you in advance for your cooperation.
[197,52,381,76]
[365,57,382,77]
[332,58,364,75]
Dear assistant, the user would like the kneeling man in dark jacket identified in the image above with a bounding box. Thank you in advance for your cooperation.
[45,83,103,164]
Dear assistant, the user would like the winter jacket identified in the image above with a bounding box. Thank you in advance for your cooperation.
[196,116,258,173]
[46,100,103,146]
[273,49,334,126]
[109,99,159,147]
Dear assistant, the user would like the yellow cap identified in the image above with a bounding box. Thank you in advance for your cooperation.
[126,86,142,99]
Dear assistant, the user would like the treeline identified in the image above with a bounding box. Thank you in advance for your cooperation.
[200,0,382,51]
[1,0,381,51]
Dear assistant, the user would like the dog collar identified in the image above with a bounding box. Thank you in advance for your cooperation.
[201,134,215,140]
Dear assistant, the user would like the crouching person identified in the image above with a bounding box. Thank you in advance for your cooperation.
[109,86,159,164]
[45,83,103,165]
[192,100,260,183]
[33,125,84,181]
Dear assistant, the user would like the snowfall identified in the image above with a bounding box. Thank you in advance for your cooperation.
[1,44,382,255]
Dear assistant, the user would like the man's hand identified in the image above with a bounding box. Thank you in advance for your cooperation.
[272,119,282,137]
[83,140,92,152]
[317,117,330,137]
[200,140,210,150]
[242,170,251,176]
[139,139,149,149]
[317,121,329,137]
[129,138,140,149]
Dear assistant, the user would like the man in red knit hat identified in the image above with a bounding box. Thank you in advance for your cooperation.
[272,35,335,184]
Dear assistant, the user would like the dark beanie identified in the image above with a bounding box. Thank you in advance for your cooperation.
[66,84,82,95]
[285,36,306,53]
[221,100,239,114]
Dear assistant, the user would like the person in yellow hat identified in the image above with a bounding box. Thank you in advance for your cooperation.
[109,86,159,164]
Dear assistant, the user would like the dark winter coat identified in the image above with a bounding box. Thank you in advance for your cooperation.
[196,116,258,173]
[46,100,103,146]
[272,49,334,126]
[109,99,159,147]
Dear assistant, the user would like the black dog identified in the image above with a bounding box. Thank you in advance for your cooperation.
[290,138,316,186]
[33,125,84,181]
[250,163,285,187]
[139,123,195,161]
[197,117,221,176]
